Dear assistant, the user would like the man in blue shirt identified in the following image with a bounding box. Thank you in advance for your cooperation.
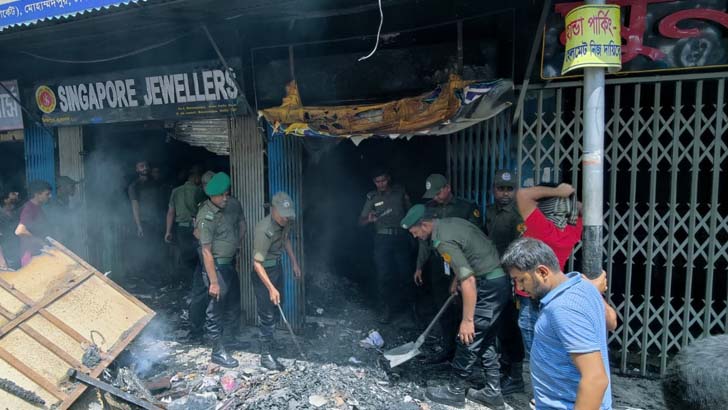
[501,237,611,410]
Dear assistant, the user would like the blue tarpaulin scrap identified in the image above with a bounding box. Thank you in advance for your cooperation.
[0,0,144,31]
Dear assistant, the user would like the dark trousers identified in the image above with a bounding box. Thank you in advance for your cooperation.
[451,275,510,378]
[498,296,526,369]
[131,221,165,281]
[426,253,460,353]
[253,264,283,344]
[189,260,207,333]
[201,263,236,342]
[190,258,240,336]
[172,225,197,285]
[373,234,413,312]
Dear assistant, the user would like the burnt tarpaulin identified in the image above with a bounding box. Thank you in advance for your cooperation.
[259,75,513,141]
[0,0,144,31]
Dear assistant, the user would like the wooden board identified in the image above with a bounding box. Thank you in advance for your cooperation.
[0,239,155,409]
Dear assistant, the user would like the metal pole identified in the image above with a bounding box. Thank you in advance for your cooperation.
[582,0,606,279]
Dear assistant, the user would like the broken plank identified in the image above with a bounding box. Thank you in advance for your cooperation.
[60,313,155,410]
[0,271,93,337]
[0,346,68,401]
[67,369,162,410]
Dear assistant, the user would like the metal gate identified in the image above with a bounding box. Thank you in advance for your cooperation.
[446,109,514,220]
[24,123,55,190]
[517,73,728,376]
[267,132,306,331]
[229,116,266,326]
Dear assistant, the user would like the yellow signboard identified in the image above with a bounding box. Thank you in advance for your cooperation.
[562,4,622,75]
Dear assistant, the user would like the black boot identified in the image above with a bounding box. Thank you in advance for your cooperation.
[426,374,466,408]
[211,341,239,368]
[466,368,506,410]
[501,361,525,395]
[260,343,285,371]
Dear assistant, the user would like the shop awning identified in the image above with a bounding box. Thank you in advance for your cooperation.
[0,0,144,31]
[259,75,513,144]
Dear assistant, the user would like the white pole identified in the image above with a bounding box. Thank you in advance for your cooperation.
[582,0,606,279]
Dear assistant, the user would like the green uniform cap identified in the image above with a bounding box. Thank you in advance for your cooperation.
[272,191,296,218]
[494,169,516,188]
[401,204,427,229]
[205,172,231,196]
[423,174,448,199]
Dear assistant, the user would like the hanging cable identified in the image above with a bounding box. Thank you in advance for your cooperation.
[358,0,383,62]
[19,30,194,64]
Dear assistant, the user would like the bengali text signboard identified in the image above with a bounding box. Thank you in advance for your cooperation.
[0,80,24,131]
[33,60,244,126]
[0,0,142,31]
[562,5,622,74]
[542,0,728,79]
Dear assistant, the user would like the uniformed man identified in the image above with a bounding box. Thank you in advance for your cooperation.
[485,170,526,395]
[188,171,245,342]
[402,204,509,410]
[414,173,480,363]
[165,167,205,286]
[252,191,301,371]
[358,169,412,324]
[195,172,239,368]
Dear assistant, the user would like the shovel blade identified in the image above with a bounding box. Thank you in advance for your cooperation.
[383,342,421,368]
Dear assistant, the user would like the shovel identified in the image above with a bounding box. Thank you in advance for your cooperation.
[383,293,456,368]
[277,303,307,360]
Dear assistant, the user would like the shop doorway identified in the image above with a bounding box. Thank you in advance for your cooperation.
[82,121,227,284]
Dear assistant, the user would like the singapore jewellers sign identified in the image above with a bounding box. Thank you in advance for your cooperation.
[34,60,244,126]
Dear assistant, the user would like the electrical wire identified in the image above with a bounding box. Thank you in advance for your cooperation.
[358,0,383,62]
[19,31,194,64]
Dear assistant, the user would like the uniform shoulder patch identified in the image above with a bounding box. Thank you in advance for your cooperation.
[366,191,376,200]
[204,212,215,221]
[441,252,452,264]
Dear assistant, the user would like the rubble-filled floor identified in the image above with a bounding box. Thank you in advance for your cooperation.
[71,275,664,410]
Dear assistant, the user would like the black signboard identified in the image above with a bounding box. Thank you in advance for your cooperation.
[542,0,728,79]
[33,60,243,126]
[0,80,23,131]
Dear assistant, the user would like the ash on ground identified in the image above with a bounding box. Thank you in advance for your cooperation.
[70,273,663,410]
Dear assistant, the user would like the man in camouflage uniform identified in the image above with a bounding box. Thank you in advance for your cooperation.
[195,172,239,368]
[402,204,510,410]
[414,173,481,363]
[485,170,526,395]
[252,192,301,371]
[359,169,412,324]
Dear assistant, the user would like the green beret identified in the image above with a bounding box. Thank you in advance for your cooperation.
[400,204,426,229]
[205,172,231,196]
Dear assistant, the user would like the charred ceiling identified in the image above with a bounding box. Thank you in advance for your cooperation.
[0,0,542,103]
